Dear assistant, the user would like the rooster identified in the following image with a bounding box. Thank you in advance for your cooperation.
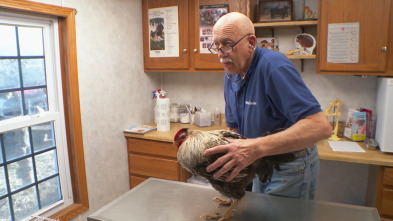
[174,128,296,219]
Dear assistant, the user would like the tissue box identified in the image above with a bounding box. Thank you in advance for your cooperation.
[194,112,211,127]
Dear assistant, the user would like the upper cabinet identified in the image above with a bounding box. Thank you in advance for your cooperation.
[317,0,393,75]
[142,0,250,72]
[142,0,189,71]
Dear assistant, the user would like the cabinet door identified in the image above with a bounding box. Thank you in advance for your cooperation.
[142,0,189,70]
[317,0,391,73]
[192,0,250,70]
[380,188,393,217]
[376,167,393,219]
[384,167,393,186]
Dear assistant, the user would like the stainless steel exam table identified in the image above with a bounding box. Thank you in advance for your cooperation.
[88,178,380,221]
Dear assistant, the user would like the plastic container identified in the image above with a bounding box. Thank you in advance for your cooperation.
[365,115,378,150]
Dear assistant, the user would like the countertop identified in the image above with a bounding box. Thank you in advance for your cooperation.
[88,178,381,221]
[124,123,393,167]
[124,123,227,143]
[316,139,393,167]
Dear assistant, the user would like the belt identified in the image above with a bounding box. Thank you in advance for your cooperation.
[292,145,315,159]
[269,145,316,174]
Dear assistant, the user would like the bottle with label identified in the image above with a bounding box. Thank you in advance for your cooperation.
[213,107,221,126]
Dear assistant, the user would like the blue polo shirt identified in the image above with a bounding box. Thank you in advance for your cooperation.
[224,47,322,138]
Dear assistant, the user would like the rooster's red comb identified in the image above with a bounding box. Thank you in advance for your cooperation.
[174,128,188,142]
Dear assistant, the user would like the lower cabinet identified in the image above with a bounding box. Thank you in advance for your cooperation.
[126,137,191,188]
[376,166,393,220]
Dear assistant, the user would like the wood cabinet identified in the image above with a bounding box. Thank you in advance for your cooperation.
[126,137,190,188]
[376,166,393,220]
[317,0,393,75]
[142,0,250,72]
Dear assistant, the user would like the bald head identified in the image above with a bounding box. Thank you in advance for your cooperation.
[213,12,255,40]
[211,12,256,76]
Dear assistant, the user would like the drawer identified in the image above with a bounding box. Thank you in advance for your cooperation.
[129,175,147,189]
[127,138,177,158]
[129,154,179,180]
[383,167,393,186]
[380,187,393,217]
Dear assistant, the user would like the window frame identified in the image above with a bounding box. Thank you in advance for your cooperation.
[0,0,88,220]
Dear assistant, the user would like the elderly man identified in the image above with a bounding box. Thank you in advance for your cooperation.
[204,12,332,199]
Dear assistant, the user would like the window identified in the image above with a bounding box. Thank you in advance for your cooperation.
[0,12,73,221]
[0,1,88,221]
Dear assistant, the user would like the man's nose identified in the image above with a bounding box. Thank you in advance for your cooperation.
[217,49,228,58]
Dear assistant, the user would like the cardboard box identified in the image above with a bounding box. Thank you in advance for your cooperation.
[351,112,367,141]
[343,109,355,139]
[343,109,367,141]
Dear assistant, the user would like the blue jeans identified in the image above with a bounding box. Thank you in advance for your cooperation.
[252,144,319,199]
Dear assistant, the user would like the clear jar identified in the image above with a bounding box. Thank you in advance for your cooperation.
[169,103,180,122]
[179,104,190,124]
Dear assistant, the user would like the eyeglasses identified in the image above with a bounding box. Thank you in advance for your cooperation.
[208,33,251,54]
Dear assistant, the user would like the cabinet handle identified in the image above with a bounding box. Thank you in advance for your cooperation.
[193,49,198,53]
[183,49,188,53]
[382,46,387,52]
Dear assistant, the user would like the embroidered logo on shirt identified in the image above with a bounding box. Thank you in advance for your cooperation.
[245,101,257,105]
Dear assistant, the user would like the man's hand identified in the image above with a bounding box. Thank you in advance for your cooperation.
[204,139,260,182]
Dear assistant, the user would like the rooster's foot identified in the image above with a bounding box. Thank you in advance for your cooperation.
[213,197,232,207]
[202,214,221,220]
[202,213,232,221]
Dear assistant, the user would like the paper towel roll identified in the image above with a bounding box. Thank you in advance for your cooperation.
[157,117,170,132]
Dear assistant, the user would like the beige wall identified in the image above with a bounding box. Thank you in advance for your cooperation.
[162,63,378,121]
[64,0,161,220]
[29,0,379,220]
[31,0,160,220]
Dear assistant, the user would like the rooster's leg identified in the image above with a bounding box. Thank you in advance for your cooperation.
[213,197,232,207]
[203,198,241,220]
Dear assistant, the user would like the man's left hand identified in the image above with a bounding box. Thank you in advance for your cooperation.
[204,139,260,182]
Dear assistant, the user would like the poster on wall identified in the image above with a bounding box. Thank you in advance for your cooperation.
[199,4,229,54]
[327,22,359,63]
[148,6,179,58]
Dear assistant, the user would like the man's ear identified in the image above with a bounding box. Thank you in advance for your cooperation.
[248,35,257,48]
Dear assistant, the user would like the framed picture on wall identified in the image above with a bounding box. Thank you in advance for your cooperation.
[257,0,293,22]
[257,37,278,50]
[303,0,318,19]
